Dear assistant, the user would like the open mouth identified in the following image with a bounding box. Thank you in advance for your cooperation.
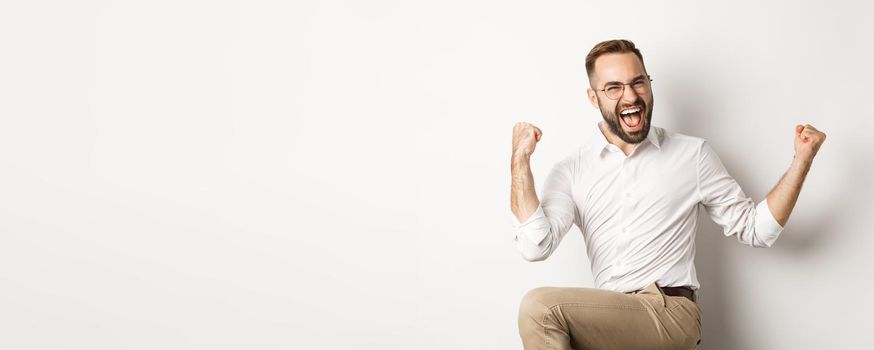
[619,106,643,130]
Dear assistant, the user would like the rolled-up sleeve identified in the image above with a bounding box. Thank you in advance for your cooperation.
[511,159,579,261]
[696,140,785,248]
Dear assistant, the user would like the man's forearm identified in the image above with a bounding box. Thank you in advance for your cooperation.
[511,154,541,223]
[765,157,813,227]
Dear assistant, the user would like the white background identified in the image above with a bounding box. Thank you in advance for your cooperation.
[2,0,873,349]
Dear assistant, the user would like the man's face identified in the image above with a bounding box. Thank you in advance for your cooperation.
[586,52,654,144]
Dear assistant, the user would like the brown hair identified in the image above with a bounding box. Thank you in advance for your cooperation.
[585,39,646,82]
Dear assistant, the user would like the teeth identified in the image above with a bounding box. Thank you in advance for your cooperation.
[621,108,640,115]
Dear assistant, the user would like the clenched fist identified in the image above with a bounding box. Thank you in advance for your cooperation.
[794,124,826,162]
[512,122,543,159]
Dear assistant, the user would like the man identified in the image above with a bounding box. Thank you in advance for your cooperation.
[509,39,826,349]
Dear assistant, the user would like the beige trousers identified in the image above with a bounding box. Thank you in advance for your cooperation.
[517,282,701,350]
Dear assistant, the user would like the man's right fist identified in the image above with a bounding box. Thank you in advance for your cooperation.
[512,122,542,159]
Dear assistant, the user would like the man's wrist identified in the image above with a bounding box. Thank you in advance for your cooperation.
[791,155,813,172]
[512,152,532,164]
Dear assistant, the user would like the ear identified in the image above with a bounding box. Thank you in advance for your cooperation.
[587,88,599,109]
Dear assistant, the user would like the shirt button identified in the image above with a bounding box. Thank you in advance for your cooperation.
[622,228,627,233]
[625,192,631,198]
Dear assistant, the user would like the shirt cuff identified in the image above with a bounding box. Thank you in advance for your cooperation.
[754,199,785,247]
[512,206,550,245]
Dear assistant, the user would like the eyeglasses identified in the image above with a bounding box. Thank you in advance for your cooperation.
[597,75,653,100]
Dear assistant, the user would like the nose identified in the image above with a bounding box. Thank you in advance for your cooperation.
[620,84,640,104]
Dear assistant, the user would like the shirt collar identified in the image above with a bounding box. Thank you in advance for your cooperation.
[591,120,661,154]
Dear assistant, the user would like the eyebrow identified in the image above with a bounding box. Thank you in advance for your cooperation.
[604,74,646,86]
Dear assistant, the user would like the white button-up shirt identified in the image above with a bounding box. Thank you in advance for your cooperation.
[512,121,784,293]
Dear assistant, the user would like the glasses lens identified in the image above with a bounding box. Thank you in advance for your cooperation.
[632,80,649,95]
[605,86,623,99]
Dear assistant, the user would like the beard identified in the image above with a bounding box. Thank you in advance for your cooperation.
[600,98,653,144]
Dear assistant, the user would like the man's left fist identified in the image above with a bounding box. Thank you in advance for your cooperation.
[794,124,826,162]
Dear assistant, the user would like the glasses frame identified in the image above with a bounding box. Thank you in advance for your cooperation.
[597,75,653,100]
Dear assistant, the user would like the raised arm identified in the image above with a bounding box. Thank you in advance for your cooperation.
[511,122,543,223]
[698,124,827,248]
[765,124,827,226]
[510,122,578,261]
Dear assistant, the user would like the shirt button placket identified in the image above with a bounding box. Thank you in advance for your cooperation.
[622,160,631,233]
[620,159,633,267]
[616,160,630,268]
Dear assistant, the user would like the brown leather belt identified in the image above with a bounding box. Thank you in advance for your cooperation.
[659,286,697,303]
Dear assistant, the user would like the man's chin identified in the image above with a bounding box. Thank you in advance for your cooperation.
[620,124,647,143]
